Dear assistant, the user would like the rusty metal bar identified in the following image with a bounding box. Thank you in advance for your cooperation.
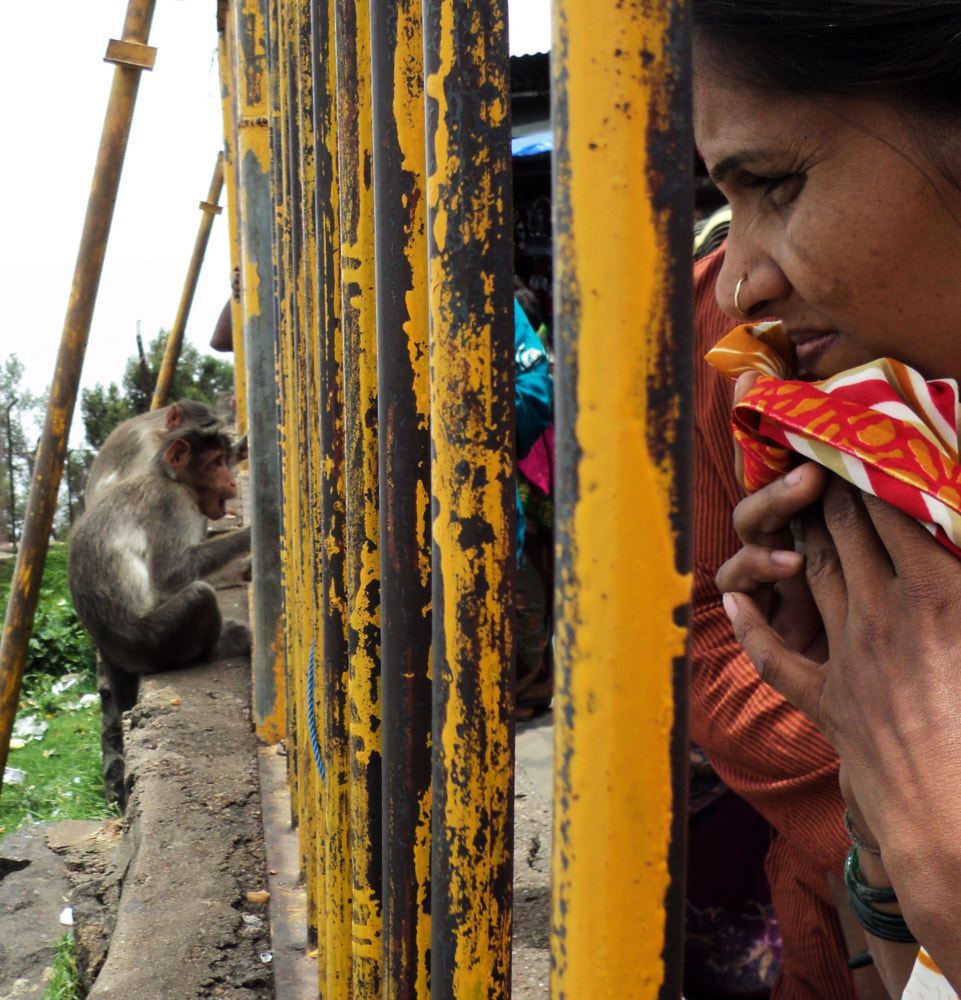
[309,0,352,994]
[370,0,433,995]
[217,21,249,436]
[305,0,346,984]
[151,153,226,410]
[232,0,286,743]
[422,1,516,997]
[0,0,158,795]
[259,0,296,792]
[550,0,693,996]
[332,0,384,992]
[290,0,326,956]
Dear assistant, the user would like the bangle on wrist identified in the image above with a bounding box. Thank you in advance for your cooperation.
[844,846,918,944]
[844,808,882,857]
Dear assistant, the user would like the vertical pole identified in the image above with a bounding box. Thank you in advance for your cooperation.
[371,0,433,996]
[302,0,352,994]
[309,0,349,988]
[233,0,287,743]
[333,0,384,992]
[217,17,249,436]
[150,153,226,411]
[550,0,693,997]
[66,452,74,527]
[5,403,16,551]
[422,1,516,997]
[0,0,158,794]
[291,0,325,955]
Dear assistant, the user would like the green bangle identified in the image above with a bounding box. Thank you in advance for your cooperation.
[846,846,897,905]
[843,808,882,857]
[844,846,918,944]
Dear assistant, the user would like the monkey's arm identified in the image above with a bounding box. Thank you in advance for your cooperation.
[156,526,252,594]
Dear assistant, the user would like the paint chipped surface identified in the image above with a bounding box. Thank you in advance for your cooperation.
[551,1,693,998]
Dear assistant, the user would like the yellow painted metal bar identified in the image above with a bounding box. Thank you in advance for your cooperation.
[303,0,347,986]
[290,0,327,962]
[422,1,515,996]
[317,0,352,992]
[217,21,249,437]
[266,0,311,912]
[0,0,158,794]
[333,0,383,992]
[232,0,287,744]
[258,0,298,795]
[151,153,225,410]
[550,0,693,997]
[369,0,433,994]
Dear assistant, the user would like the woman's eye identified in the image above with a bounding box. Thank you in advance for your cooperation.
[751,173,804,206]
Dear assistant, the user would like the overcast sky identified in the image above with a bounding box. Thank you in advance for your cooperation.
[0,1,549,445]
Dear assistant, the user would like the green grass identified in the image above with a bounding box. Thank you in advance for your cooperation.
[0,543,72,605]
[1,541,109,835]
[0,672,111,834]
[43,934,85,1000]
[1,545,107,999]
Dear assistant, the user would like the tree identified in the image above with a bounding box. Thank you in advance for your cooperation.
[0,356,44,548]
[80,382,132,452]
[54,446,95,537]
[81,330,235,451]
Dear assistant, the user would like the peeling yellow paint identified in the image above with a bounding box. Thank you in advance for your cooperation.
[551,2,691,998]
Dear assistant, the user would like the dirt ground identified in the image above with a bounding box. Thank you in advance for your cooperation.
[0,568,553,999]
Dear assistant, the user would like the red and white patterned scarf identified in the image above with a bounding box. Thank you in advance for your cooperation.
[706,321,961,559]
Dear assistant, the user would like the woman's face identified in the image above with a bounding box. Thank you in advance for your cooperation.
[694,52,961,382]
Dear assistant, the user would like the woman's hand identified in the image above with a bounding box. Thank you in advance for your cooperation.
[716,371,829,659]
[716,460,830,660]
[725,477,961,986]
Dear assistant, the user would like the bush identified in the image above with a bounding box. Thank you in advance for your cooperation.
[27,593,96,678]
[0,544,95,680]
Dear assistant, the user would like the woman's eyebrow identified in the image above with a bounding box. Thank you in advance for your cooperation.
[708,152,750,185]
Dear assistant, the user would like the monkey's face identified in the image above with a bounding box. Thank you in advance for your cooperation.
[193,449,239,520]
[165,437,239,520]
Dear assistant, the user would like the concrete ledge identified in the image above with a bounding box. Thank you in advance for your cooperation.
[76,583,275,999]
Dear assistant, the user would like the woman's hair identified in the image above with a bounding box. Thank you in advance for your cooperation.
[693,0,961,117]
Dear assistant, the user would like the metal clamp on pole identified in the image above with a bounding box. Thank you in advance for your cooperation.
[103,39,157,71]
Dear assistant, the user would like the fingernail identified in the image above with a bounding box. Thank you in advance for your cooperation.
[722,592,739,622]
[771,549,801,568]
[785,466,804,486]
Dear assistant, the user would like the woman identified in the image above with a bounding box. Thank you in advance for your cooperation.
[693,1,961,994]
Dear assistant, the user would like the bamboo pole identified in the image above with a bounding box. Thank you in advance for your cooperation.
[0,0,158,797]
[150,152,226,410]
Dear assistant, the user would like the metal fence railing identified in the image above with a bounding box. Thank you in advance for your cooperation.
[219,1,693,996]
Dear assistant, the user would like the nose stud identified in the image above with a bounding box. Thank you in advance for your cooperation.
[734,276,748,317]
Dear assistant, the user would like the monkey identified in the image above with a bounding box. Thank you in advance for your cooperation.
[85,401,247,509]
[69,423,253,722]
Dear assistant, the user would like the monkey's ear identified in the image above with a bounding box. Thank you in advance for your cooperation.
[165,404,184,431]
[165,438,192,470]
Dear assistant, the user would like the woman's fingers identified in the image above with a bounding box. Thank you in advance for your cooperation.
[860,491,958,582]
[715,543,802,595]
[731,461,829,541]
[722,591,827,726]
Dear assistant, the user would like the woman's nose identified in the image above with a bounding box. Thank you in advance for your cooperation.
[716,250,790,321]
